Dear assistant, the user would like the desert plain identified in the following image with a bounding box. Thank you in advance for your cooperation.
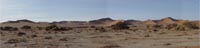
[0,17,199,48]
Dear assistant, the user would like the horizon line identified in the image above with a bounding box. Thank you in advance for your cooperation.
[1,17,200,23]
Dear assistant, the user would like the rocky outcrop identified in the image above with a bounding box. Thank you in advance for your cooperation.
[144,19,157,25]
[89,18,114,24]
[107,20,129,29]
[159,17,176,24]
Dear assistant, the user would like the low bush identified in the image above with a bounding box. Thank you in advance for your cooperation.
[21,25,32,30]
[0,26,18,31]
[5,38,27,44]
[46,25,72,31]
[17,32,26,36]
[95,27,107,32]
[173,25,187,31]
[44,36,53,39]
[46,25,57,31]
[144,34,151,37]
[31,34,38,38]
[90,26,96,28]
[59,38,68,41]
[153,24,163,29]
[164,43,172,46]
[36,27,43,30]
[100,45,120,48]
[165,24,178,30]
[183,22,199,29]
[110,22,129,29]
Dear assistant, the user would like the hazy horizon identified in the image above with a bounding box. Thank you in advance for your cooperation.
[0,0,199,22]
[0,17,200,22]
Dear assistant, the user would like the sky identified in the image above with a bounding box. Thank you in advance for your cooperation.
[0,0,199,22]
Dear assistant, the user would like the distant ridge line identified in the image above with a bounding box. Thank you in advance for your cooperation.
[1,17,200,24]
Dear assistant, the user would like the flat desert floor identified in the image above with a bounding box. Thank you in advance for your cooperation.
[0,30,199,48]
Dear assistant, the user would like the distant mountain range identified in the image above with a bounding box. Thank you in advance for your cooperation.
[0,17,199,31]
[1,17,199,27]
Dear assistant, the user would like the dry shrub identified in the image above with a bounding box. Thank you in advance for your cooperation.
[110,22,129,30]
[167,24,177,29]
[45,25,58,31]
[159,32,167,35]
[17,32,26,36]
[173,25,188,31]
[172,22,199,31]
[0,26,18,31]
[44,36,53,39]
[101,45,121,48]
[164,43,172,46]
[95,27,107,32]
[59,38,68,41]
[153,24,163,29]
[90,25,96,28]
[31,34,38,38]
[176,46,200,48]
[21,25,32,30]
[144,34,151,37]
[46,25,72,31]
[5,38,27,44]
[36,27,43,30]
[129,27,139,32]
[183,22,199,29]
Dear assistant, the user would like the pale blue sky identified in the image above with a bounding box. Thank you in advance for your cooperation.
[0,0,199,22]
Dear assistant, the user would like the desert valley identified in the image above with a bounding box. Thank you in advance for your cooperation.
[0,17,200,48]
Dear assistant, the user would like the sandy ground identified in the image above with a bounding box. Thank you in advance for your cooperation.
[0,29,199,48]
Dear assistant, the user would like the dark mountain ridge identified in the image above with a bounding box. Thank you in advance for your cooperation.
[1,17,199,26]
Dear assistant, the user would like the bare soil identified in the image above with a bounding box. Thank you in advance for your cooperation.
[0,30,199,48]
